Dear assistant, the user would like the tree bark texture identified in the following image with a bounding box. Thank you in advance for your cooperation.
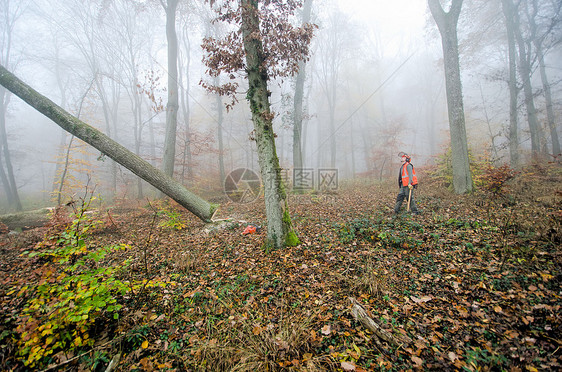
[0,64,217,222]
[162,0,180,178]
[428,0,473,194]
[240,0,298,249]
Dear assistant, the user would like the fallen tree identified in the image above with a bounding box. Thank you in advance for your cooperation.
[0,65,217,222]
[0,208,51,231]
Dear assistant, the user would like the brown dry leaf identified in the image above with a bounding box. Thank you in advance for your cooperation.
[448,351,458,362]
[411,356,423,368]
[321,324,331,336]
[410,295,432,303]
[341,361,356,371]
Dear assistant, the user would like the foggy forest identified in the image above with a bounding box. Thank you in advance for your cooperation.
[0,0,561,371]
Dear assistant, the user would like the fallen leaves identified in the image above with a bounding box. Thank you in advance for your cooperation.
[1,175,561,371]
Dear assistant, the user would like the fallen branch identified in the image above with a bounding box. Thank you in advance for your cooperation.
[349,297,412,347]
[105,353,121,372]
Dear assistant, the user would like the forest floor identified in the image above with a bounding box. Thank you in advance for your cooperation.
[0,164,561,371]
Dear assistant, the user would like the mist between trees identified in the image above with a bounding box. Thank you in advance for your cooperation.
[0,0,560,212]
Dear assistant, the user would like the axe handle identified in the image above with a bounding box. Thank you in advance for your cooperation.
[407,188,412,212]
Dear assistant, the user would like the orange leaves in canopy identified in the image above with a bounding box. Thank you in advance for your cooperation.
[201,0,316,109]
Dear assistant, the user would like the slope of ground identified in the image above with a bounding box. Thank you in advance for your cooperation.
[0,165,560,371]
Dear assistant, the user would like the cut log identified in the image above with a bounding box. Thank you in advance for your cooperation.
[0,208,52,230]
[0,65,217,222]
[349,297,412,347]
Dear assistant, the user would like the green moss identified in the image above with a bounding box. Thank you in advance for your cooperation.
[285,230,300,247]
[283,208,300,247]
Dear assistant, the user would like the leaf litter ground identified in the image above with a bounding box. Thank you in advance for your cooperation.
[0,169,561,371]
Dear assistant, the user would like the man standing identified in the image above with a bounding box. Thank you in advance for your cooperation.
[394,152,420,215]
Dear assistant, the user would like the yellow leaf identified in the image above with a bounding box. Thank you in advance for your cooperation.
[353,343,361,356]
[141,340,149,349]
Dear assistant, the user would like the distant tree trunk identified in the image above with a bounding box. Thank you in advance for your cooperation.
[501,0,520,168]
[0,86,21,211]
[240,0,298,249]
[162,0,179,178]
[0,64,217,222]
[428,0,473,194]
[537,49,560,156]
[528,0,560,156]
[509,0,541,157]
[215,77,226,185]
[329,82,337,168]
[292,0,312,176]
[179,25,194,185]
[0,0,23,211]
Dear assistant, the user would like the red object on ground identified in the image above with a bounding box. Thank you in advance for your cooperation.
[242,225,257,235]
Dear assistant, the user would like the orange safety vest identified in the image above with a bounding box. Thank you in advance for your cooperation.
[401,162,418,187]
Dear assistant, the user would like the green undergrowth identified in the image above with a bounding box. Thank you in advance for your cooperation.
[9,197,178,369]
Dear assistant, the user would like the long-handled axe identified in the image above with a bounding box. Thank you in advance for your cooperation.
[407,188,412,212]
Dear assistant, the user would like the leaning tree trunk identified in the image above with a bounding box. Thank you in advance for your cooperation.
[0,64,217,222]
[240,0,299,250]
[428,0,473,194]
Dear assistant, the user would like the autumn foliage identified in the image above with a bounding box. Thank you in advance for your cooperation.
[477,163,518,196]
[200,0,316,109]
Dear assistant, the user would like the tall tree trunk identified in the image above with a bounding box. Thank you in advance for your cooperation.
[329,85,337,168]
[528,0,560,156]
[240,0,298,249]
[292,0,312,176]
[162,0,179,178]
[510,0,541,157]
[0,86,22,210]
[215,78,226,185]
[428,0,473,194]
[180,26,194,185]
[537,49,560,156]
[0,64,217,222]
[501,0,520,168]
